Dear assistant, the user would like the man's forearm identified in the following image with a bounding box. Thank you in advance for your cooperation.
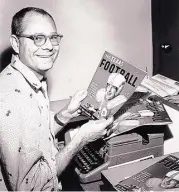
[55,133,85,177]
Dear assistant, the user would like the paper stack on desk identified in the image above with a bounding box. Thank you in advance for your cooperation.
[141,74,179,112]
[104,90,172,140]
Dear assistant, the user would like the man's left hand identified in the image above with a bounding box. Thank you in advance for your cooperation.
[66,89,88,118]
[55,90,87,126]
[59,89,87,121]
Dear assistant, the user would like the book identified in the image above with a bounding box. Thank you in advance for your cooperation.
[141,74,179,111]
[80,51,146,120]
[113,154,179,191]
[104,91,172,140]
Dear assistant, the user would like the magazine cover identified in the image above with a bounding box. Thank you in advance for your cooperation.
[114,155,179,191]
[80,51,146,119]
[104,91,172,139]
[141,74,179,111]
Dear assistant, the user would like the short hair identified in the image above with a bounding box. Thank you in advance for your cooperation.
[11,7,55,36]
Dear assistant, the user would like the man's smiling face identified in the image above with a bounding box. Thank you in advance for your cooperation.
[18,13,60,76]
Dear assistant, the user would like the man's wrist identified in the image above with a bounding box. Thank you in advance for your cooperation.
[55,110,71,126]
[54,113,67,126]
[72,131,87,150]
[74,128,89,147]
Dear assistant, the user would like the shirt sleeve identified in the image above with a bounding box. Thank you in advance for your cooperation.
[0,94,58,191]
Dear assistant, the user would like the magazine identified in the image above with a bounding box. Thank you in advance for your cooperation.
[80,51,146,120]
[114,154,179,191]
[104,91,172,140]
[141,74,179,111]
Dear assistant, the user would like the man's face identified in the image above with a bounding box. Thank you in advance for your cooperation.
[105,84,118,100]
[17,13,60,76]
[105,83,124,100]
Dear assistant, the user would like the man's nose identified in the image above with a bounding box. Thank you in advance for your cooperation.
[106,87,111,93]
[108,85,113,92]
[42,37,53,50]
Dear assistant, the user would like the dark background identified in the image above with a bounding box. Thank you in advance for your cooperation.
[152,0,179,81]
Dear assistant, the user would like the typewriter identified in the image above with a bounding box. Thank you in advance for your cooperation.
[74,132,164,183]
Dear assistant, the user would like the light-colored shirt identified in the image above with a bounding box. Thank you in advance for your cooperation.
[0,55,59,191]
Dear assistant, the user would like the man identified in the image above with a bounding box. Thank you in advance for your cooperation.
[0,7,113,191]
[95,73,127,118]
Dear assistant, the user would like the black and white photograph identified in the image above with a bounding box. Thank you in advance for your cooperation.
[0,0,179,191]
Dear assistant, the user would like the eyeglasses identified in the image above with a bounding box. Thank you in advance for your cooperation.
[17,33,63,46]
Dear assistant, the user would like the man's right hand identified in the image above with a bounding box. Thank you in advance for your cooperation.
[75,117,113,145]
[55,116,113,177]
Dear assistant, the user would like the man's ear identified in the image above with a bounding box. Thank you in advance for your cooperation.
[10,35,20,54]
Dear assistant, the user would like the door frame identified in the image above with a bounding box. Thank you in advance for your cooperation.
[151,0,161,75]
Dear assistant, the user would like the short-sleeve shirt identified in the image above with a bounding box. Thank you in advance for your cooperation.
[0,55,59,191]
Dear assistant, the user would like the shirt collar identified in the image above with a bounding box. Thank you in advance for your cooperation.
[10,55,46,90]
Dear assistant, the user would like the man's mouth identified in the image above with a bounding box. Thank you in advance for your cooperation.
[36,52,55,58]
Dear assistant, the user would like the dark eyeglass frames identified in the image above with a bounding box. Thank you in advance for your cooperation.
[17,33,63,46]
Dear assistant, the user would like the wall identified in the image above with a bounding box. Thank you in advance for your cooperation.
[0,0,152,101]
